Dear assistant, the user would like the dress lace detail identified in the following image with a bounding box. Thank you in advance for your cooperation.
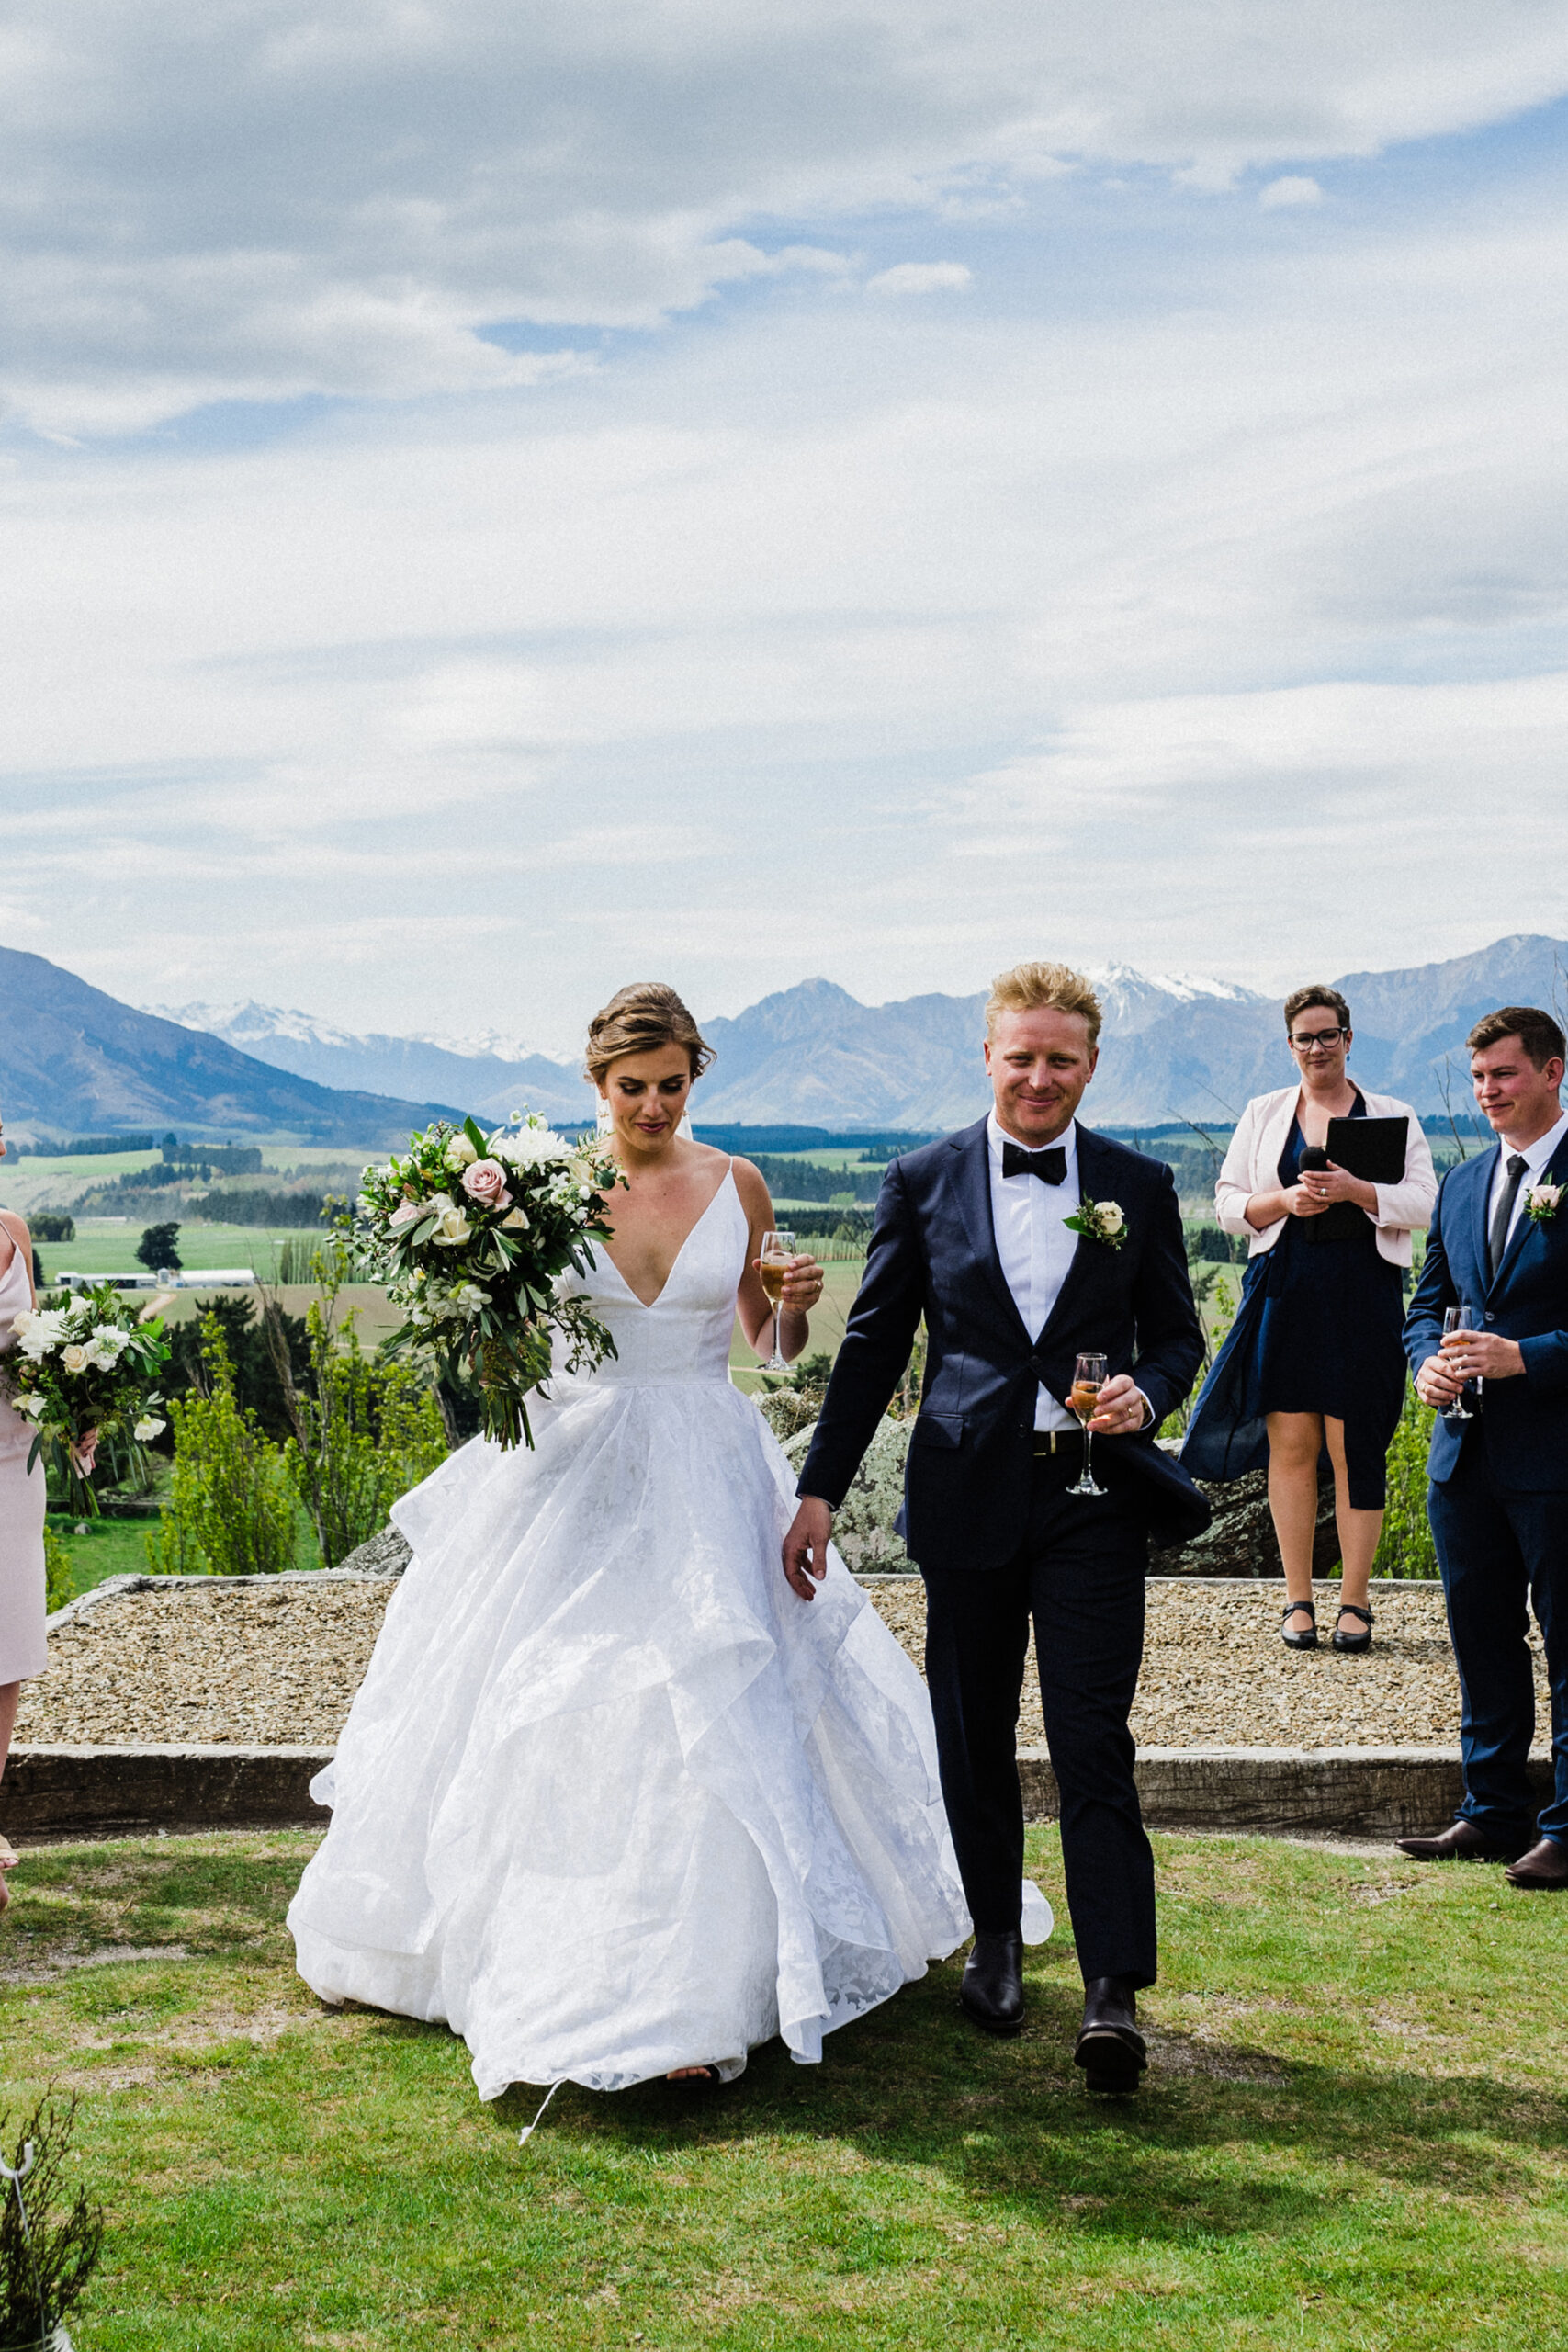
[288,1171,971,2096]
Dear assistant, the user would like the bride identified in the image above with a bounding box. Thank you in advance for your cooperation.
[288,981,972,2097]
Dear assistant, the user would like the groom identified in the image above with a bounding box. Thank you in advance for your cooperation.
[784,960,1208,2094]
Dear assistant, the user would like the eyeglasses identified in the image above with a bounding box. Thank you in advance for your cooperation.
[1288,1028,1348,1051]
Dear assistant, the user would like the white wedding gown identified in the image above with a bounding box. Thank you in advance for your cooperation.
[288,1170,975,2098]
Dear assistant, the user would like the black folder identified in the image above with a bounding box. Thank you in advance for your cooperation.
[1308,1115,1408,1241]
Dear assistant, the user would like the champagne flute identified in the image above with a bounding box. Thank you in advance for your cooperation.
[1067,1351,1109,1497]
[1440,1305,1477,1421]
[759,1230,796,1374]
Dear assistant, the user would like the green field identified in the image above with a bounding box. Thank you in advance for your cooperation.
[2,1826,1564,2350]
[31,1226,321,1286]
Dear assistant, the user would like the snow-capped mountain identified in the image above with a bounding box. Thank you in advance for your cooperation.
[147,1001,592,1125]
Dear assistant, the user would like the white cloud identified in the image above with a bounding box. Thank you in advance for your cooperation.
[2,2,1567,429]
[1259,175,1325,207]
[866,262,973,296]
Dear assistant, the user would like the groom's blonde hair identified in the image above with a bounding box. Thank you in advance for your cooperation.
[985,960,1103,1049]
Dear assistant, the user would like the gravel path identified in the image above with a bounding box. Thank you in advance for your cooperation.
[14,1574,1551,1753]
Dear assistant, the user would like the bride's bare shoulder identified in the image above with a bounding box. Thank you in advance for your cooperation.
[728,1158,773,1221]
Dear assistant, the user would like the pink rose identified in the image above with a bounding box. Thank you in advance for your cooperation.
[461,1159,512,1210]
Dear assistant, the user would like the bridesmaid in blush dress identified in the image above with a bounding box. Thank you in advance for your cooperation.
[0,1109,47,1916]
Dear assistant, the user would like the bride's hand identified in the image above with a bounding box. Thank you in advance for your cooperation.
[755,1253,825,1312]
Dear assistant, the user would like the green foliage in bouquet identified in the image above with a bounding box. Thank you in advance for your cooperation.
[144,1317,296,1577]
[275,1255,447,1566]
[0,2094,104,2351]
[2,1283,170,1520]
[358,1114,626,1449]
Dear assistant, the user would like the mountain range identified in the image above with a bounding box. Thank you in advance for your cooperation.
[148,1000,590,1126]
[0,945,463,1146]
[4,934,1563,1143]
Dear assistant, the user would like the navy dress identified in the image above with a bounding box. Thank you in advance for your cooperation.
[1181,1096,1407,1510]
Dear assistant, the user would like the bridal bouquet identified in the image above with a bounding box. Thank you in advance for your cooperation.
[4,1283,171,1516]
[358,1114,626,1449]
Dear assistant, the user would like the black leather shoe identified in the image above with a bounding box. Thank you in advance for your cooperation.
[960,1930,1024,2036]
[1394,1820,1528,1863]
[1505,1837,1568,1889]
[1074,1975,1147,2095]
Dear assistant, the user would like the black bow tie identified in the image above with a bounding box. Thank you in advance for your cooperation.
[1001,1140,1067,1185]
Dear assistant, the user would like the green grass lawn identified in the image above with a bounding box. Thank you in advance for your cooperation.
[47,1509,324,1602]
[33,1226,321,1284]
[2,1827,1565,2349]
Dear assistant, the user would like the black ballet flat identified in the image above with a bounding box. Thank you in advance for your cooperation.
[1281,1600,1318,1650]
[1332,1603,1373,1655]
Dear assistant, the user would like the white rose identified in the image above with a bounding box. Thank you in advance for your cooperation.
[61,1342,89,1373]
[134,1416,166,1442]
[500,1206,530,1232]
[430,1204,473,1248]
[1530,1183,1562,1209]
[445,1133,479,1171]
[1099,1202,1125,1234]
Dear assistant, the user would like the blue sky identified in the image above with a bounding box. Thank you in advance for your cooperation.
[3,2,1567,1053]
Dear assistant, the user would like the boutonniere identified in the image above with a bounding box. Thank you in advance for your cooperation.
[1525,1183,1562,1224]
[1065,1198,1126,1250]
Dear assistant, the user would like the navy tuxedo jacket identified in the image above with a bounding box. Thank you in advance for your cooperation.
[1404,1132,1568,1490]
[796,1118,1211,1570]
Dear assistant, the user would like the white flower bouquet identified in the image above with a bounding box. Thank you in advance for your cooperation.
[3,1283,171,1515]
[357,1114,626,1449]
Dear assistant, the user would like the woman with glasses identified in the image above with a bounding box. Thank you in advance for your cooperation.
[1181,987,1436,1652]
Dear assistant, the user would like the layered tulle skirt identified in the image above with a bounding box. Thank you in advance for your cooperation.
[288,1375,972,2098]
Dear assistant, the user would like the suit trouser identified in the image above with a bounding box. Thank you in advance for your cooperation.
[1427,1432,1568,1847]
[920,1453,1156,1987]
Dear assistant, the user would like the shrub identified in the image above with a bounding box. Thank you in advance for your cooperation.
[0,2094,104,2348]
[164,1294,309,1445]
[276,1273,447,1568]
[1371,1386,1439,1577]
[42,1524,73,1613]
[144,1317,296,1577]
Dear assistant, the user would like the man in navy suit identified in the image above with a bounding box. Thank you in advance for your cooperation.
[1400,1005,1568,1887]
[783,962,1207,2092]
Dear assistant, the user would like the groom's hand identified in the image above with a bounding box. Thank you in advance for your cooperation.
[1088,1374,1150,1435]
[783,1496,833,1601]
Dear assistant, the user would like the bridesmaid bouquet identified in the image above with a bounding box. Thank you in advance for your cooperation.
[358,1114,626,1450]
[4,1283,171,1516]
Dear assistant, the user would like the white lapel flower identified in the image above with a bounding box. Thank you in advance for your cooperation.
[1065,1198,1127,1250]
[1525,1182,1562,1224]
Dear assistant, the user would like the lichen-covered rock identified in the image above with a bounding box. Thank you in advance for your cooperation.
[1151,1459,1338,1579]
[757,1388,823,1443]
[334,1523,412,1577]
[782,1416,915,1574]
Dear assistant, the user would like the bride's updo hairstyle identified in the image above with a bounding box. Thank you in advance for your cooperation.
[584,983,716,1088]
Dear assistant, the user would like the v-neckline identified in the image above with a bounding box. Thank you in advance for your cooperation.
[599,1166,735,1310]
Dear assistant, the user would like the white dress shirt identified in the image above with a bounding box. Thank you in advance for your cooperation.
[987,1112,1083,1432]
[1487,1108,1568,1253]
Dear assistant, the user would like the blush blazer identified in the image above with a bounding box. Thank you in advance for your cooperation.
[1214,1083,1437,1270]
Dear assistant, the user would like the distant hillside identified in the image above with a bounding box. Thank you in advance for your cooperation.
[150,999,593,1125]
[0,946,469,1146]
[692,940,1566,1126]
[13,934,1563,1139]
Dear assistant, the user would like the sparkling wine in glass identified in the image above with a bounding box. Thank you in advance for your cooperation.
[1440,1305,1477,1421]
[1067,1351,1109,1497]
[760,1230,795,1374]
